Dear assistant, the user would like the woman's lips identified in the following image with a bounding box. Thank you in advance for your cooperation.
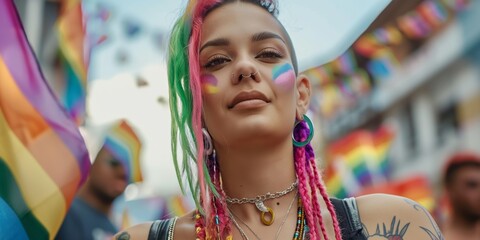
[228,91,270,109]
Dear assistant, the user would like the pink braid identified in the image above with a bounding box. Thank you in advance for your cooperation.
[211,155,232,238]
[306,157,328,240]
[188,0,222,221]
[189,14,207,213]
[311,161,343,240]
[295,146,318,240]
[202,151,231,239]
[294,118,344,240]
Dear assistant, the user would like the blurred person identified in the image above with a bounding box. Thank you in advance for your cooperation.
[55,120,142,240]
[441,152,480,240]
[116,1,443,239]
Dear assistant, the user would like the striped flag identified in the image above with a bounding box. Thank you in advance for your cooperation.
[325,127,395,198]
[0,1,90,239]
[57,0,88,125]
[103,120,143,183]
[359,175,435,212]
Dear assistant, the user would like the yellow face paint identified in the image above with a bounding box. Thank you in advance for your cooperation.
[201,74,219,94]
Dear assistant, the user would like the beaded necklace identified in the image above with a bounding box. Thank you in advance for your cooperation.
[195,198,308,240]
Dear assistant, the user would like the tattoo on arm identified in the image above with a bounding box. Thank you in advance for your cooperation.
[404,199,445,240]
[362,216,411,239]
[116,231,131,240]
[361,200,445,240]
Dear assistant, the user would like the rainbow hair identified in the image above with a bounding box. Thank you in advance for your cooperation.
[167,0,342,239]
[168,0,222,217]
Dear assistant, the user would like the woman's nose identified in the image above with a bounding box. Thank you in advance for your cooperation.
[232,71,259,83]
[231,55,260,84]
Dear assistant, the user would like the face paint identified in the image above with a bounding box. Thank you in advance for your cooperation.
[272,63,295,90]
[201,74,219,94]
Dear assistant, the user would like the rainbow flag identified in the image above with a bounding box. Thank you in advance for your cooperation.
[103,120,143,183]
[57,0,88,125]
[359,175,435,212]
[330,50,357,75]
[367,50,399,81]
[417,0,449,29]
[325,127,395,198]
[372,127,395,177]
[397,11,432,39]
[0,1,90,239]
[303,64,333,87]
[372,25,403,46]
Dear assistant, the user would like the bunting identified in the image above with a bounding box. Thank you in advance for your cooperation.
[0,1,90,239]
[304,54,371,120]
[305,0,470,122]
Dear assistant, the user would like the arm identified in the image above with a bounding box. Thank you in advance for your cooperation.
[356,194,444,240]
[113,222,152,240]
[113,211,196,240]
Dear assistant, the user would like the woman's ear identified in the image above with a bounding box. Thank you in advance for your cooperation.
[295,74,311,120]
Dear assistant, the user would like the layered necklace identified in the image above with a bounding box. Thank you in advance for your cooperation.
[224,179,308,240]
[194,179,309,240]
[228,191,305,240]
[226,180,298,226]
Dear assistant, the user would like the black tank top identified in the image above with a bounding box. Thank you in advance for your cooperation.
[148,198,367,240]
[330,197,367,240]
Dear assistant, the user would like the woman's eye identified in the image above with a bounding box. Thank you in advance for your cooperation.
[203,56,231,69]
[256,49,283,59]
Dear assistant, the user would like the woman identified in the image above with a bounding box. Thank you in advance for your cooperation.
[115,0,444,239]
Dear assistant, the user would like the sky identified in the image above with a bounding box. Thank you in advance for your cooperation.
[83,0,391,198]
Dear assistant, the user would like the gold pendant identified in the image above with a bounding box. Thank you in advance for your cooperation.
[260,207,275,226]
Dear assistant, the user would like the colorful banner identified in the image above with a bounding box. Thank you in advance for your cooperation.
[57,0,88,125]
[304,56,371,120]
[0,1,90,239]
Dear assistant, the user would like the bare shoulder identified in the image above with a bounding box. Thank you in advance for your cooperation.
[112,210,197,240]
[355,193,444,239]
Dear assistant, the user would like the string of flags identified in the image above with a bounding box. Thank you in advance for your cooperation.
[303,0,470,123]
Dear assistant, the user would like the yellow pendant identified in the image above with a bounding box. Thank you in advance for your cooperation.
[260,207,275,226]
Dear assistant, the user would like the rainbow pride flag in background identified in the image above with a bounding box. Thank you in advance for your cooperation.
[359,175,435,212]
[103,120,143,183]
[57,0,88,125]
[0,1,90,239]
[324,126,395,198]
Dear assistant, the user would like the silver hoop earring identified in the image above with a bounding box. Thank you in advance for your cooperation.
[202,128,213,155]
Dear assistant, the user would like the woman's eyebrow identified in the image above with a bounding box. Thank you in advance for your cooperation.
[252,31,285,43]
[200,38,230,53]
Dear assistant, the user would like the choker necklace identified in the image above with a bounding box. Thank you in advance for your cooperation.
[226,180,298,226]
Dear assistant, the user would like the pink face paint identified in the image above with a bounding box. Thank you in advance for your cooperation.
[272,63,295,90]
[201,74,219,94]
